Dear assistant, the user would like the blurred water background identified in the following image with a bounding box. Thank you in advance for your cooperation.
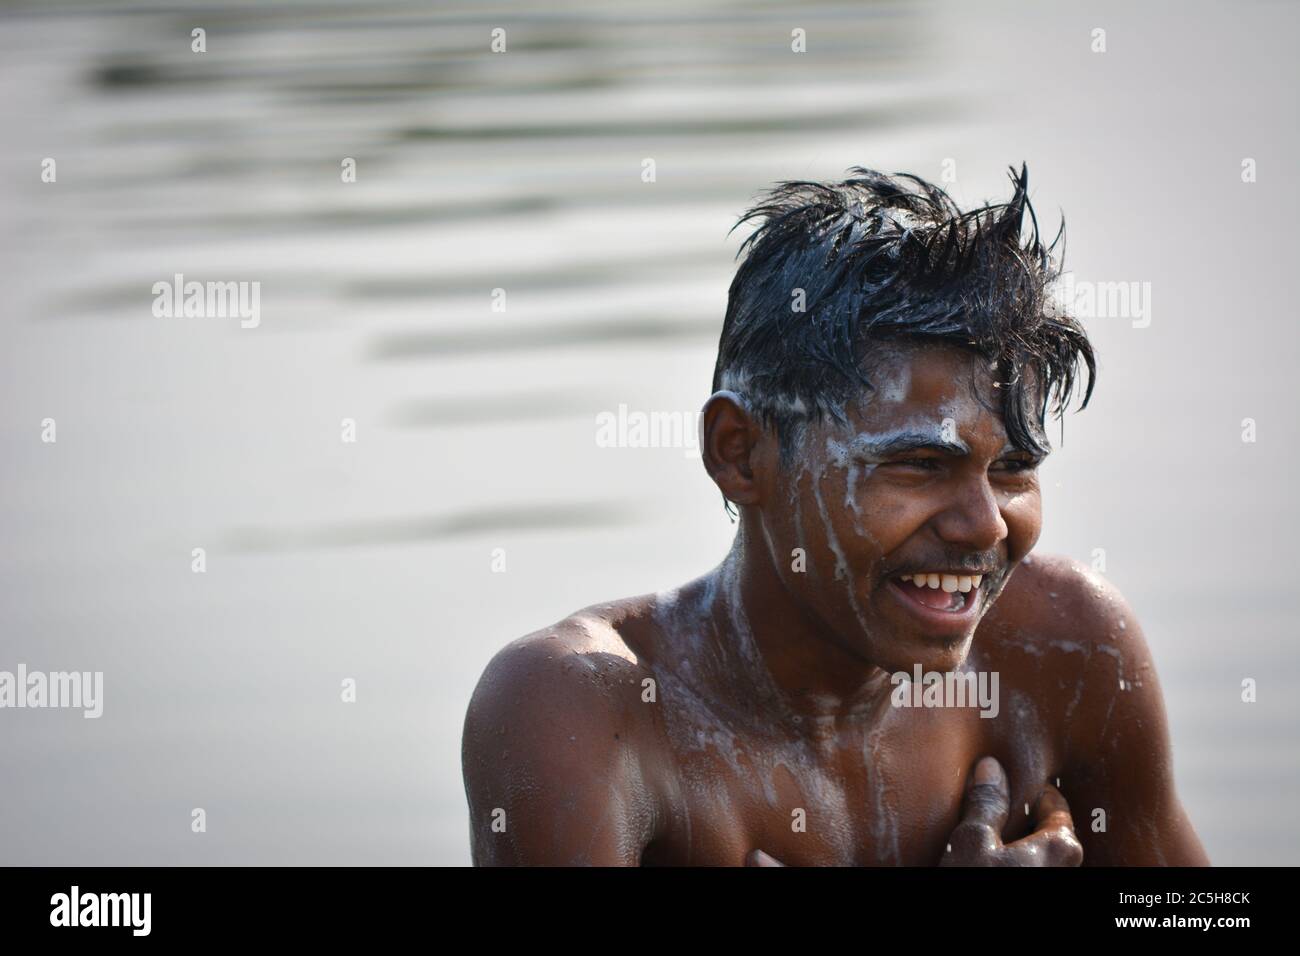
[1,0,1296,865]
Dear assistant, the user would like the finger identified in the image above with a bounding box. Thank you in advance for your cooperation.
[1031,783,1075,833]
[745,848,786,867]
[959,756,1011,836]
[1004,825,1084,867]
[1003,785,1082,867]
[1044,828,1084,866]
[999,836,1053,867]
[1031,783,1082,864]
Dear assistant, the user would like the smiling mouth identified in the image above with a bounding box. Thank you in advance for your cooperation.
[891,572,985,613]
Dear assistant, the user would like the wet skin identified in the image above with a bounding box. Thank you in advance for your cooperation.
[462,343,1209,866]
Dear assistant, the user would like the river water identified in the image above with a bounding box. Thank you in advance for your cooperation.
[1,0,1296,864]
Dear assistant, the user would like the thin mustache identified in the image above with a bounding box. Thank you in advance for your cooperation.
[889,556,1003,577]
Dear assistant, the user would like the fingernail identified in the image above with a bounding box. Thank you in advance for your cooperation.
[974,757,1000,785]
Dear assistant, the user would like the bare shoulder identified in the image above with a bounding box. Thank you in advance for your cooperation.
[978,552,1167,758]
[473,599,646,692]
[982,551,1149,665]
[463,597,663,762]
[460,598,667,864]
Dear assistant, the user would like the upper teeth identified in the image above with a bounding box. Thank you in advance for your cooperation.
[900,573,983,592]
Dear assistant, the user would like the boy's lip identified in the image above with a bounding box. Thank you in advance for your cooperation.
[882,576,986,637]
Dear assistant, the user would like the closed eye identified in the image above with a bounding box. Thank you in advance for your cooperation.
[890,457,942,470]
[992,457,1039,473]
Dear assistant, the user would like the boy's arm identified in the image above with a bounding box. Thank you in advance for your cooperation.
[1062,579,1209,866]
[461,634,661,865]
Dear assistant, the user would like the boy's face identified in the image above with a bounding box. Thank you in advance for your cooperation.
[752,341,1045,673]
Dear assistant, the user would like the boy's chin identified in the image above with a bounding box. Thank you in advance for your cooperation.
[873,633,975,676]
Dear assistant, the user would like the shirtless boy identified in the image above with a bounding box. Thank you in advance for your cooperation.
[461,166,1209,866]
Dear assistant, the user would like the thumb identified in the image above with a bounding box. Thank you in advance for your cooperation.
[960,756,1011,838]
[745,848,786,867]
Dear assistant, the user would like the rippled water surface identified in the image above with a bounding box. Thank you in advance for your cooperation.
[1,0,1296,864]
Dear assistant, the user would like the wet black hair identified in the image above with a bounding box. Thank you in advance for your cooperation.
[711,164,1095,461]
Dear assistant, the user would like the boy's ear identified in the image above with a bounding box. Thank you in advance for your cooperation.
[701,391,763,506]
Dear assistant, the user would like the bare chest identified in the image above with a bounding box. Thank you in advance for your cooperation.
[644,694,1054,866]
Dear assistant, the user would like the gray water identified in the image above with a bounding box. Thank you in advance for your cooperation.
[1,0,1296,865]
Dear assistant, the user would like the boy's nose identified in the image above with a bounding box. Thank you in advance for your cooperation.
[932,476,1008,552]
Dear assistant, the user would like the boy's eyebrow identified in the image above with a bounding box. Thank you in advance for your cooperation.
[856,431,970,458]
[843,431,1052,463]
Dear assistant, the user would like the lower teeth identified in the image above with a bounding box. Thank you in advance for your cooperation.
[901,580,970,611]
